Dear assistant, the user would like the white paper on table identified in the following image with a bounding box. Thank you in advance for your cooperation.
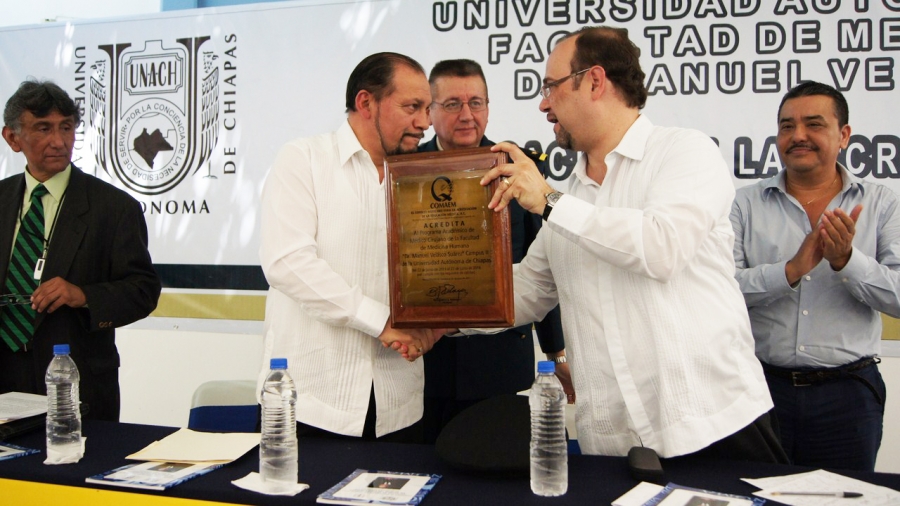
[0,392,47,422]
[126,428,260,464]
[611,481,664,506]
[654,488,757,506]
[232,472,309,496]
[743,469,900,506]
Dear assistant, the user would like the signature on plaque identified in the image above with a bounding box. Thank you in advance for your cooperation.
[426,284,469,303]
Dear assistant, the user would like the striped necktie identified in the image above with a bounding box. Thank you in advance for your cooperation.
[1,184,49,352]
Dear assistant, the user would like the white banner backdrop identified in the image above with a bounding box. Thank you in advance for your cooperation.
[0,0,898,277]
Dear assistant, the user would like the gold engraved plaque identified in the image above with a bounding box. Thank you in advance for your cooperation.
[385,147,514,328]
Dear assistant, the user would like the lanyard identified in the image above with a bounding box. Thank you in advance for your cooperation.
[17,186,67,279]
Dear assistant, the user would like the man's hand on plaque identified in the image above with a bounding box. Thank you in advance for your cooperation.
[483,142,555,214]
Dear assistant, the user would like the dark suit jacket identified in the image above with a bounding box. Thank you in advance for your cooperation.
[0,166,161,421]
[418,136,564,400]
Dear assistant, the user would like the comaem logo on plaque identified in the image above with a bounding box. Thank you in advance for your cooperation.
[88,37,219,196]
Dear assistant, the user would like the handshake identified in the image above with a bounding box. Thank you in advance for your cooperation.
[378,323,454,362]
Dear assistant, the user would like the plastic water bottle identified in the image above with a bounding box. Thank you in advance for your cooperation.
[259,357,298,491]
[529,360,568,496]
[45,344,83,460]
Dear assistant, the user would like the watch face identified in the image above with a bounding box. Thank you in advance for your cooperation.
[547,192,562,206]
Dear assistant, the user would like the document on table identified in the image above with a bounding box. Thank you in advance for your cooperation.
[743,469,900,506]
[612,482,764,506]
[126,428,260,464]
[86,460,226,490]
[612,481,664,506]
[0,443,40,461]
[0,392,46,422]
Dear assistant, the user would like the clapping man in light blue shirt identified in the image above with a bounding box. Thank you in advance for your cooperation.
[731,81,900,471]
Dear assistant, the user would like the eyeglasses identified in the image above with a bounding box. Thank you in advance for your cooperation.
[0,294,31,306]
[540,67,594,99]
[431,98,488,114]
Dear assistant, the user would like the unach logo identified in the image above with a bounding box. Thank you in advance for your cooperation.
[88,37,219,195]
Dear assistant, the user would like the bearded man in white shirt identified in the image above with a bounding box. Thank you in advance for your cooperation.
[473,27,787,461]
[259,53,443,443]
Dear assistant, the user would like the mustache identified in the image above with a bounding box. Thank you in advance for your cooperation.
[787,142,817,153]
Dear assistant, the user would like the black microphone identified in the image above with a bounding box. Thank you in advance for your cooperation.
[523,146,548,164]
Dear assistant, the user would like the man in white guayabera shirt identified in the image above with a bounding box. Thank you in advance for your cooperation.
[465,27,786,462]
[259,53,443,443]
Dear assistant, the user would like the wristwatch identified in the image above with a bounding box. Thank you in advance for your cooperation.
[547,354,566,364]
[542,191,563,221]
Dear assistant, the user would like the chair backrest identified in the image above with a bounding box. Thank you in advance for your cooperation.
[188,380,259,433]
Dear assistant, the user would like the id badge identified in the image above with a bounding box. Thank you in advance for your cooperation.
[33,257,45,280]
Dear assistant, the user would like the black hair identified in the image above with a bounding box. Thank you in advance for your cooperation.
[778,81,849,127]
[561,27,647,109]
[345,52,425,113]
[4,79,80,130]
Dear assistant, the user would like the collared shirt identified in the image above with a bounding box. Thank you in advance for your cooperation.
[258,120,422,437]
[9,165,71,258]
[506,115,772,457]
[731,163,900,368]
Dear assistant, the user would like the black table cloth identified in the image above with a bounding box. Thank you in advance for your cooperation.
[2,420,899,505]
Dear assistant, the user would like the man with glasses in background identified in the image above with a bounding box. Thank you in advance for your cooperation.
[417,59,567,443]
[468,27,786,461]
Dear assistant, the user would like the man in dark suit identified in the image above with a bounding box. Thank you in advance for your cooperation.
[0,80,160,421]
[418,60,568,443]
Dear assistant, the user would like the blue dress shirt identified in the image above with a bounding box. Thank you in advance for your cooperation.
[731,164,900,368]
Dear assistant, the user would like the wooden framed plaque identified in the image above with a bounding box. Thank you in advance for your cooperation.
[384,146,514,328]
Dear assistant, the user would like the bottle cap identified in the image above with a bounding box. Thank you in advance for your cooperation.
[53,344,70,355]
[537,360,555,374]
[270,358,288,370]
